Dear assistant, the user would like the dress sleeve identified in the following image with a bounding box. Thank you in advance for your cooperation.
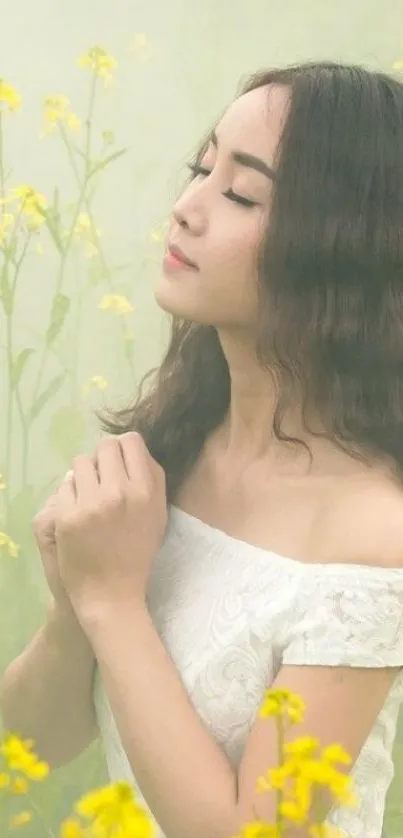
[281,568,403,668]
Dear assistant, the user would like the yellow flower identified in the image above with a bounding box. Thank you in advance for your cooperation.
[11,776,29,794]
[1,733,49,781]
[73,212,101,257]
[12,185,48,231]
[257,761,296,792]
[77,46,117,85]
[0,532,20,558]
[98,294,133,314]
[321,744,352,767]
[309,825,346,838]
[8,811,33,828]
[297,759,357,808]
[0,772,10,788]
[43,95,81,133]
[74,781,153,837]
[0,79,22,112]
[283,737,320,760]
[235,823,281,838]
[0,212,14,245]
[279,798,308,826]
[83,375,109,396]
[60,819,86,838]
[128,33,153,62]
[259,688,306,725]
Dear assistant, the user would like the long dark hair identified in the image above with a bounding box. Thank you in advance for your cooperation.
[95,60,403,504]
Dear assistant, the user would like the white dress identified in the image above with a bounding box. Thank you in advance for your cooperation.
[93,505,403,838]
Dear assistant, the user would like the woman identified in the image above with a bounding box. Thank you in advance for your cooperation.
[5,60,403,838]
[89,61,403,838]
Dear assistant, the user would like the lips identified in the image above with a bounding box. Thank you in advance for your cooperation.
[168,243,198,268]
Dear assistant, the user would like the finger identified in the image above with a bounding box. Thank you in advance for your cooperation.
[118,432,154,486]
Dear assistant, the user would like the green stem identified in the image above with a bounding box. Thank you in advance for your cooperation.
[0,113,6,201]
[23,787,57,838]
[85,72,97,179]
[27,73,98,427]
[276,716,285,834]
[2,230,30,521]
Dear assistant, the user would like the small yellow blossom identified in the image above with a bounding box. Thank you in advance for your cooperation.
[283,737,320,760]
[309,825,346,838]
[60,818,86,838]
[77,46,117,85]
[321,744,352,767]
[43,95,81,134]
[0,212,14,245]
[259,688,306,725]
[0,532,20,558]
[11,776,29,794]
[8,811,33,828]
[235,823,281,838]
[12,185,47,231]
[1,733,49,781]
[0,772,10,788]
[128,33,153,62]
[74,781,153,837]
[279,798,308,826]
[73,212,101,257]
[148,221,169,244]
[98,294,133,314]
[83,375,109,396]
[0,79,22,113]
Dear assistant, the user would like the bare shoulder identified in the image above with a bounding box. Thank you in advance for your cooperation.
[316,470,403,568]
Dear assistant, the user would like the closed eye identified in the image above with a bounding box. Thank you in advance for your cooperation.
[186,163,258,208]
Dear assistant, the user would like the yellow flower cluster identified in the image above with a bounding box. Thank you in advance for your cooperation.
[43,95,81,133]
[0,733,49,830]
[0,732,153,836]
[98,293,133,314]
[0,184,47,232]
[77,46,117,85]
[72,211,101,257]
[0,78,22,113]
[0,530,20,558]
[234,689,357,838]
[62,781,154,838]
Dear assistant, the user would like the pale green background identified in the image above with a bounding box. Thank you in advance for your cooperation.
[0,1,402,835]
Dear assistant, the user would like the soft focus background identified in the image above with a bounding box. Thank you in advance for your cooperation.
[0,1,403,835]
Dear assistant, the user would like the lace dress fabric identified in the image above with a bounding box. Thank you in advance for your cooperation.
[93,505,403,838]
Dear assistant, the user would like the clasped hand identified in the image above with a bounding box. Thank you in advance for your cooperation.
[54,431,168,626]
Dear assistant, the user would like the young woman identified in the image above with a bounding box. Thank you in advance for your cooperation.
[3,60,403,838]
[84,60,403,838]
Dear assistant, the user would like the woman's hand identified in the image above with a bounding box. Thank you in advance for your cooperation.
[53,431,168,627]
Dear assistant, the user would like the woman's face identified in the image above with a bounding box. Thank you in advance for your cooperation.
[155,83,290,331]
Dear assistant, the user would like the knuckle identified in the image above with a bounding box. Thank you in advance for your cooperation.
[103,489,125,509]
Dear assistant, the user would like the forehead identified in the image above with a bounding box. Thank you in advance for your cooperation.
[215,84,291,161]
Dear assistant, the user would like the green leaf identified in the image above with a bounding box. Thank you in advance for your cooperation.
[0,267,12,315]
[41,206,64,253]
[88,148,127,179]
[29,371,67,422]
[11,348,34,391]
[46,293,70,345]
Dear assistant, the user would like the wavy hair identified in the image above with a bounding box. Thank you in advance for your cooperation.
[95,60,403,503]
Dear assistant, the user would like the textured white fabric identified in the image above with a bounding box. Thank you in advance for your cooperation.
[93,504,403,838]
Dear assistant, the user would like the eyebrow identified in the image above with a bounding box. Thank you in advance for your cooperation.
[210,129,277,181]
